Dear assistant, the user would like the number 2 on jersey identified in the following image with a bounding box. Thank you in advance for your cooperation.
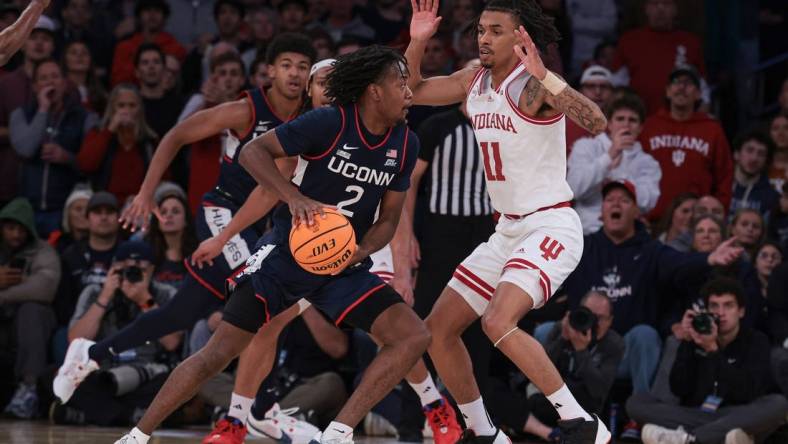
[479,141,505,181]
[336,185,364,217]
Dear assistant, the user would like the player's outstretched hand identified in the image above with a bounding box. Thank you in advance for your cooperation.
[707,237,743,266]
[410,0,442,41]
[288,193,327,227]
[191,236,225,269]
[119,192,160,232]
[513,26,547,81]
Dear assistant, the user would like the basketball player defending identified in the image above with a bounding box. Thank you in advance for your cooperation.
[406,0,611,442]
[113,46,429,444]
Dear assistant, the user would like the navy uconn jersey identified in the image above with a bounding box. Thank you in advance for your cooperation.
[273,103,420,241]
[215,87,297,203]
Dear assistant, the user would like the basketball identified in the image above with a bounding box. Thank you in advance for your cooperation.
[289,208,357,275]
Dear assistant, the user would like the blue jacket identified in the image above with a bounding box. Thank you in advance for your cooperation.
[729,174,780,223]
[564,224,711,335]
[10,96,96,211]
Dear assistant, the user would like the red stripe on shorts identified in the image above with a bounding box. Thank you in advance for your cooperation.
[335,283,387,326]
[503,258,552,300]
[254,293,271,323]
[456,265,496,294]
[452,271,492,301]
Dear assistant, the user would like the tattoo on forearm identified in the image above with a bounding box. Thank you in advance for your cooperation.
[551,87,607,134]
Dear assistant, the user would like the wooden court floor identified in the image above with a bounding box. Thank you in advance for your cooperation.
[0,420,549,443]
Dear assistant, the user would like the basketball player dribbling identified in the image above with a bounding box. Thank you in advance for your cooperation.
[112,46,436,444]
[406,0,611,442]
[190,58,462,444]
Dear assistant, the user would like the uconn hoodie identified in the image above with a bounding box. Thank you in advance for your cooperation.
[639,110,733,221]
[564,224,712,335]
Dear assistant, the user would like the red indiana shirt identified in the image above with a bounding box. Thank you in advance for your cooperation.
[613,27,705,114]
[639,109,733,221]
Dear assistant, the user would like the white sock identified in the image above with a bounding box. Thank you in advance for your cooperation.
[457,397,496,436]
[228,393,254,423]
[545,384,592,421]
[322,421,354,441]
[129,427,150,444]
[408,374,442,407]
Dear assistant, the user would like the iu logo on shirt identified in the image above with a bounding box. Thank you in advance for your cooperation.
[672,149,686,167]
[539,236,565,261]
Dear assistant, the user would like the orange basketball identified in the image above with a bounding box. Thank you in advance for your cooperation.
[289,208,357,275]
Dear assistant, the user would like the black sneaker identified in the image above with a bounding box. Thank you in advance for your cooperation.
[48,400,86,425]
[558,415,611,444]
[456,429,511,444]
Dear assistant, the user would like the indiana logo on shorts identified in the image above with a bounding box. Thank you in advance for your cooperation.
[539,236,565,261]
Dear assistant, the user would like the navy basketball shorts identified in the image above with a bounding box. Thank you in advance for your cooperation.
[223,235,403,334]
[185,194,262,300]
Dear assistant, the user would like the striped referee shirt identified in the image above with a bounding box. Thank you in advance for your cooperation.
[417,108,492,216]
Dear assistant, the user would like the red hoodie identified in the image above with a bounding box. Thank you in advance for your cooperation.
[111,32,186,86]
[639,109,733,221]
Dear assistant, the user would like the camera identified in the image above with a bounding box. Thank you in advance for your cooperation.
[691,312,718,335]
[569,306,598,335]
[115,266,144,283]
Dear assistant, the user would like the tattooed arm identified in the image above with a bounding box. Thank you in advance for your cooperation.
[512,25,607,135]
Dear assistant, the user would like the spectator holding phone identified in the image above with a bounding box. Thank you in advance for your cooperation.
[0,197,60,418]
[627,278,788,444]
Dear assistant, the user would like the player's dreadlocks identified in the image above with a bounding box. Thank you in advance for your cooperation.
[325,45,408,106]
[482,0,561,52]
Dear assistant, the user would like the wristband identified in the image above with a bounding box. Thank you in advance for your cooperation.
[540,71,567,95]
[94,300,108,309]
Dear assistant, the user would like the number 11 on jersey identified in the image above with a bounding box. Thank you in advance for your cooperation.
[480,141,505,181]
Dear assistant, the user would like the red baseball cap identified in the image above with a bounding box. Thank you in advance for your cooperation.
[602,179,637,201]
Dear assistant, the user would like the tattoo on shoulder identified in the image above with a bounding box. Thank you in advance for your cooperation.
[524,77,543,107]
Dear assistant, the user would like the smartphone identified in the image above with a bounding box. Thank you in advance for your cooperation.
[9,257,27,270]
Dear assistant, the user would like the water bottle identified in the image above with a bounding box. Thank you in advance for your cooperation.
[609,402,619,439]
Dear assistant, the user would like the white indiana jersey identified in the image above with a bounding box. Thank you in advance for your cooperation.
[466,64,574,215]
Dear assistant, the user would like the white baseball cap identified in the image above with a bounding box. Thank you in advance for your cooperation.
[309,58,336,80]
[580,65,612,85]
[33,15,56,34]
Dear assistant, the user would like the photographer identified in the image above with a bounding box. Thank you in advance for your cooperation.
[626,278,788,444]
[487,292,623,442]
[0,197,59,418]
[55,240,180,426]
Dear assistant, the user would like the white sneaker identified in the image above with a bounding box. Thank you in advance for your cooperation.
[312,431,354,444]
[247,403,320,444]
[53,338,98,403]
[642,424,691,444]
[113,434,143,444]
[725,428,754,444]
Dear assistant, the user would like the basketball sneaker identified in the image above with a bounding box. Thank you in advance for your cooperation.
[247,403,320,444]
[641,424,691,444]
[113,434,144,444]
[308,431,355,444]
[53,338,99,403]
[558,415,611,444]
[423,397,462,444]
[455,428,512,444]
[203,417,247,444]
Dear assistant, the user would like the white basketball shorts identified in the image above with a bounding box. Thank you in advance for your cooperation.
[448,206,583,315]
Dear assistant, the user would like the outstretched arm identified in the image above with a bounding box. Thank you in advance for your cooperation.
[191,158,297,268]
[351,190,407,268]
[0,0,48,66]
[120,99,253,231]
[405,0,472,106]
[513,26,607,135]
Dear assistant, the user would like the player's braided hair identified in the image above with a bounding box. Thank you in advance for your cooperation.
[482,0,561,52]
[325,45,408,106]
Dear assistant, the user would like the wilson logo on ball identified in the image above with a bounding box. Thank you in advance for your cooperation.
[289,208,357,275]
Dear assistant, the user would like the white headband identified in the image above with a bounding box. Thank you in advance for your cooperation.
[309,58,336,79]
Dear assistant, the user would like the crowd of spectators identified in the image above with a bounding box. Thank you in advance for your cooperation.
[0,0,787,443]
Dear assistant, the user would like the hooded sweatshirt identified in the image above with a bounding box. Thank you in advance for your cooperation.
[568,132,662,234]
[639,109,733,221]
[0,198,61,304]
[729,173,780,223]
[564,224,712,334]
